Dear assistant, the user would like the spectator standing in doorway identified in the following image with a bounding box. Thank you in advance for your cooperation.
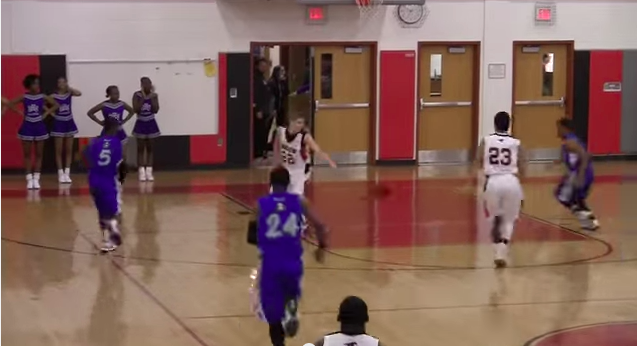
[267,65,289,142]
[253,57,273,162]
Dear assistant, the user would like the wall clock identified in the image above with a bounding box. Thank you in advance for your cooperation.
[395,4,428,28]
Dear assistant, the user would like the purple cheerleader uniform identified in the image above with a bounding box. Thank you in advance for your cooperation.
[132,91,161,139]
[100,101,128,144]
[50,93,78,137]
[17,94,49,141]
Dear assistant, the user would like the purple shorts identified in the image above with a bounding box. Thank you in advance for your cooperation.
[90,184,122,220]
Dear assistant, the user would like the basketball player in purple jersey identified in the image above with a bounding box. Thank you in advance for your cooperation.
[555,118,599,230]
[85,117,128,252]
[87,85,135,146]
[7,74,59,189]
[51,77,82,184]
[132,77,161,181]
[247,166,328,346]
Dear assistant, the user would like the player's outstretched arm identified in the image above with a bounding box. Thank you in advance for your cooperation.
[272,131,282,165]
[305,134,337,168]
[246,207,259,246]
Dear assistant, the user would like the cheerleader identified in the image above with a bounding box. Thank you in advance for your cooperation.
[51,77,82,183]
[87,85,135,147]
[7,74,59,189]
[132,77,161,181]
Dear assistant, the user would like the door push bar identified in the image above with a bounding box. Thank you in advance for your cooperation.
[419,99,472,110]
[314,101,370,113]
[515,96,565,107]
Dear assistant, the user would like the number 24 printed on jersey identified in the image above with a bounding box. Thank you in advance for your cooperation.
[265,209,301,239]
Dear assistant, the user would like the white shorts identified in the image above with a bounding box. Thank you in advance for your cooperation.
[270,170,307,195]
[483,174,523,222]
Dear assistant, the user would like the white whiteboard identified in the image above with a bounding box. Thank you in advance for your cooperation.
[68,60,218,137]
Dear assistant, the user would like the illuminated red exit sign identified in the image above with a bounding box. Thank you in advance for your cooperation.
[306,5,327,24]
[534,2,556,25]
[536,8,552,21]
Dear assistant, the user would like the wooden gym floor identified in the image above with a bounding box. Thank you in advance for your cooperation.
[2,163,637,346]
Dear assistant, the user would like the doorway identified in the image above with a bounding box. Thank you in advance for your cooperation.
[511,41,574,161]
[417,42,481,164]
[250,41,377,166]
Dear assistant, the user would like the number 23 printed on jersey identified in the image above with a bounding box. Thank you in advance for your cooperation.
[488,147,512,166]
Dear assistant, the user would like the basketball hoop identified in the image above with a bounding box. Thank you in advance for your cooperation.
[356,0,384,20]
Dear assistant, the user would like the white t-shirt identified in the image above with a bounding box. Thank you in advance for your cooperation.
[323,333,379,346]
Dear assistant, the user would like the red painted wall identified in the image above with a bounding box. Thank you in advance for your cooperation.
[2,55,41,169]
[378,51,416,160]
[588,51,623,154]
[189,53,227,164]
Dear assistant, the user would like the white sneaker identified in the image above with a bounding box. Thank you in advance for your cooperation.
[63,168,72,183]
[100,229,118,252]
[100,239,117,252]
[493,242,508,268]
[145,167,154,182]
[58,170,65,183]
[575,210,600,230]
[27,178,34,190]
[33,173,41,189]
[138,167,147,182]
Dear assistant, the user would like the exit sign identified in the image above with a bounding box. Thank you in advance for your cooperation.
[306,5,327,25]
[535,2,556,25]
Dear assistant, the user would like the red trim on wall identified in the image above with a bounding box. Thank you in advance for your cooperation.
[189,53,227,164]
[588,51,623,154]
[379,51,416,160]
[1,55,40,169]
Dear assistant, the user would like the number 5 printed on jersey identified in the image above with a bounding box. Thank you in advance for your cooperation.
[98,149,112,166]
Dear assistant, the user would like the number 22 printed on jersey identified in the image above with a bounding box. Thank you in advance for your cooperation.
[282,149,295,165]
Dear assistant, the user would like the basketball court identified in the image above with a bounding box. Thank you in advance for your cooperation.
[2,163,637,346]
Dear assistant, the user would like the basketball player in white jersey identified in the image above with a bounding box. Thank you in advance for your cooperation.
[313,296,384,346]
[476,111,526,268]
[273,114,336,196]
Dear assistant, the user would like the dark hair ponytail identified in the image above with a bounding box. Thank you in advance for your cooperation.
[22,74,40,89]
[105,85,117,98]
